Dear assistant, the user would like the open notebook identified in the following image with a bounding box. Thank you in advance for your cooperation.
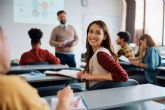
[44,69,80,79]
[119,55,130,63]
[51,96,87,110]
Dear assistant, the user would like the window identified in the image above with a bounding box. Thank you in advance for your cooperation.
[135,0,144,42]
[145,0,163,45]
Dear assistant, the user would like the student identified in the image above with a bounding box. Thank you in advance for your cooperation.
[77,20,128,90]
[131,34,161,84]
[0,26,73,110]
[20,28,60,65]
[116,31,134,59]
[50,10,78,67]
[130,36,146,62]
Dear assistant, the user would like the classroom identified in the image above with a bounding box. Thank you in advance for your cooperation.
[0,0,165,110]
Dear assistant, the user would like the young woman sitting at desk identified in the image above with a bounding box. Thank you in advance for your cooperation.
[0,26,73,110]
[77,20,129,90]
[131,34,161,84]
[19,28,60,65]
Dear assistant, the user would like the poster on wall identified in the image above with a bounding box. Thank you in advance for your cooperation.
[13,0,64,25]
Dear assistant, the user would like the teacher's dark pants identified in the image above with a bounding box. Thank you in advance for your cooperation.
[55,52,76,67]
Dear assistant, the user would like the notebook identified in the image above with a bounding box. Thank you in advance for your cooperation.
[19,71,46,80]
[44,69,80,79]
[119,55,130,63]
[51,96,87,110]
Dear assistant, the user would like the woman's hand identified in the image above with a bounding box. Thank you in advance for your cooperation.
[57,86,74,106]
[77,71,84,79]
[81,73,95,80]
[131,60,140,66]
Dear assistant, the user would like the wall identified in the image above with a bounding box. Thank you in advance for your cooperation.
[0,0,124,67]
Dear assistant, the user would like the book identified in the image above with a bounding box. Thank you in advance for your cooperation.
[119,55,130,63]
[19,71,46,80]
[51,96,87,110]
[44,69,80,79]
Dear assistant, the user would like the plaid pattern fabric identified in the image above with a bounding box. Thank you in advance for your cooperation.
[118,43,134,59]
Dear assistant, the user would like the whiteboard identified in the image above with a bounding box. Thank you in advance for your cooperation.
[82,14,120,48]
[13,0,64,25]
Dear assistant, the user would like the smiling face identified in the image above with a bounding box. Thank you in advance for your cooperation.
[0,28,10,74]
[87,24,106,51]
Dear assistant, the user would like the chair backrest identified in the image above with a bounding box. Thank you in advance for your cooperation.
[89,79,139,90]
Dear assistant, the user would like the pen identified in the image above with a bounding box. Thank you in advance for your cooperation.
[65,80,70,87]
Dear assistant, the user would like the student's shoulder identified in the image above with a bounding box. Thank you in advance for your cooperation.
[0,75,30,90]
[21,51,31,57]
[68,25,75,29]
[52,25,61,31]
[148,47,159,53]
[97,47,111,55]
[0,75,26,85]
[40,48,52,54]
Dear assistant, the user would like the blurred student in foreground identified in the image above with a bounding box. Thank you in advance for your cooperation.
[0,26,73,110]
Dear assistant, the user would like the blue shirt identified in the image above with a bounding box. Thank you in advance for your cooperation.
[143,47,161,83]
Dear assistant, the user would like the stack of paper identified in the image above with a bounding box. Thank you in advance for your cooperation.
[44,69,80,79]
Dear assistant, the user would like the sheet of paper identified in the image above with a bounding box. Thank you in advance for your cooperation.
[44,69,80,79]
[51,96,87,110]
[119,55,130,62]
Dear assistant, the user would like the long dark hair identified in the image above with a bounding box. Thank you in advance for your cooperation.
[140,34,156,47]
[85,20,117,72]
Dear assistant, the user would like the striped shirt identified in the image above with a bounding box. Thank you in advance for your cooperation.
[97,51,128,81]
[88,47,128,87]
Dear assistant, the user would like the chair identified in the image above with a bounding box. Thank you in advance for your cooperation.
[88,79,139,90]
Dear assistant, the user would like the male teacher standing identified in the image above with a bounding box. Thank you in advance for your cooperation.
[50,10,78,67]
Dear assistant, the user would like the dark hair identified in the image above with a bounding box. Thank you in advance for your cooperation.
[139,34,156,47]
[28,28,43,45]
[117,31,130,42]
[57,10,66,16]
[85,20,118,72]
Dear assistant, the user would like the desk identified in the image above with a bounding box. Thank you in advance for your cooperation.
[156,66,165,86]
[10,64,69,72]
[119,61,143,71]
[78,84,165,110]
[157,66,165,70]
[107,101,165,110]
[120,62,146,84]
[44,84,165,110]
